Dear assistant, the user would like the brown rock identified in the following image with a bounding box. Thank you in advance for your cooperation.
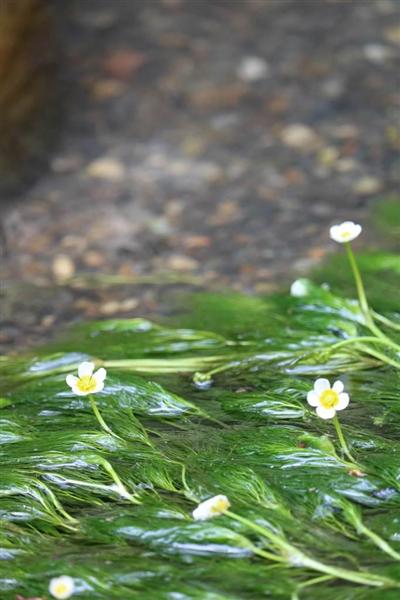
[103,50,146,80]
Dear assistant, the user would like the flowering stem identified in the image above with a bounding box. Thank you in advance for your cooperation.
[88,394,115,437]
[333,415,355,463]
[226,511,396,587]
[345,242,372,324]
[345,243,400,352]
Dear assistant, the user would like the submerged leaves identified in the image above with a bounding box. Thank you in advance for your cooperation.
[1,250,400,598]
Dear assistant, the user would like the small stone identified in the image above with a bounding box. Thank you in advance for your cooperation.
[333,124,359,139]
[335,158,358,173]
[91,79,126,100]
[103,50,146,79]
[119,298,139,311]
[166,254,199,271]
[237,56,269,81]
[318,146,339,167]
[353,176,382,195]
[52,254,75,281]
[182,235,211,250]
[363,44,391,63]
[189,84,247,110]
[384,25,400,45]
[280,124,320,150]
[41,315,56,328]
[86,158,125,180]
[321,77,344,99]
[83,250,105,267]
[208,200,241,225]
[100,301,121,315]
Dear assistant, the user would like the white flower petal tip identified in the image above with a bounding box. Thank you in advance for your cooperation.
[329,221,362,243]
[49,575,75,599]
[290,279,309,298]
[66,361,107,396]
[192,495,231,521]
[78,361,95,378]
[307,378,350,419]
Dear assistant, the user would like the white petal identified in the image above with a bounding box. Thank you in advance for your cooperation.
[78,361,95,378]
[314,378,330,393]
[70,384,89,396]
[192,505,208,521]
[336,392,349,410]
[49,575,75,599]
[307,391,320,407]
[93,367,107,382]
[290,279,308,297]
[316,406,336,420]
[66,374,78,389]
[91,379,105,394]
[192,495,230,521]
[332,380,344,394]
[329,221,362,243]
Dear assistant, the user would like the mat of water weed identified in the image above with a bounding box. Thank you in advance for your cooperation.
[1,249,400,600]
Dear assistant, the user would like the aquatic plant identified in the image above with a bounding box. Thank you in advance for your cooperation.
[1,222,400,598]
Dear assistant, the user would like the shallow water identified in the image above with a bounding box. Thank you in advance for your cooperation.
[1,246,400,599]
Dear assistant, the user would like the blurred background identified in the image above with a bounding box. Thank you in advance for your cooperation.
[0,0,399,351]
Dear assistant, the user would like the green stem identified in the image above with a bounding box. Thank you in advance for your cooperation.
[226,511,396,588]
[373,311,400,332]
[357,345,400,370]
[88,394,115,437]
[325,336,399,354]
[333,416,355,463]
[345,243,400,352]
[357,523,400,561]
[101,460,140,504]
[345,242,372,324]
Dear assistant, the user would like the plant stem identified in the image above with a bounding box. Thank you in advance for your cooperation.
[345,243,400,352]
[88,394,115,437]
[345,242,372,324]
[357,345,400,370]
[373,311,400,332]
[333,415,355,463]
[226,511,396,588]
[325,336,398,354]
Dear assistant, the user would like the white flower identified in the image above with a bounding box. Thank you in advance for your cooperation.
[66,361,106,396]
[290,279,309,297]
[329,221,362,243]
[192,495,231,521]
[49,575,75,599]
[307,378,350,420]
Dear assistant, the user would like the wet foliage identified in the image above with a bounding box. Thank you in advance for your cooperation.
[1,250,400,599]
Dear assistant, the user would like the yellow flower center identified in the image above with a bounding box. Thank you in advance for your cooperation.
[53,582,70,597]
[211,497,230,514]
[76,375,98,394]
[320,389,339,409]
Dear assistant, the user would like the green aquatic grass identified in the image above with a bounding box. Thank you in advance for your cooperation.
[1,250,400,599]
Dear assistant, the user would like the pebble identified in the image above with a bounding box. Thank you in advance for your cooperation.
[384,25,400,45]
[353,176,382,195]
[83,250,105,268]
[102,50,146,79]
[280,124,320,150]
[100,298,139,315]
[52,254,75,282]
[86,158,125,180]
[237,56,269,81]
[91,79,126,100]
[166,254,199,271]
[363,44,391,63]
